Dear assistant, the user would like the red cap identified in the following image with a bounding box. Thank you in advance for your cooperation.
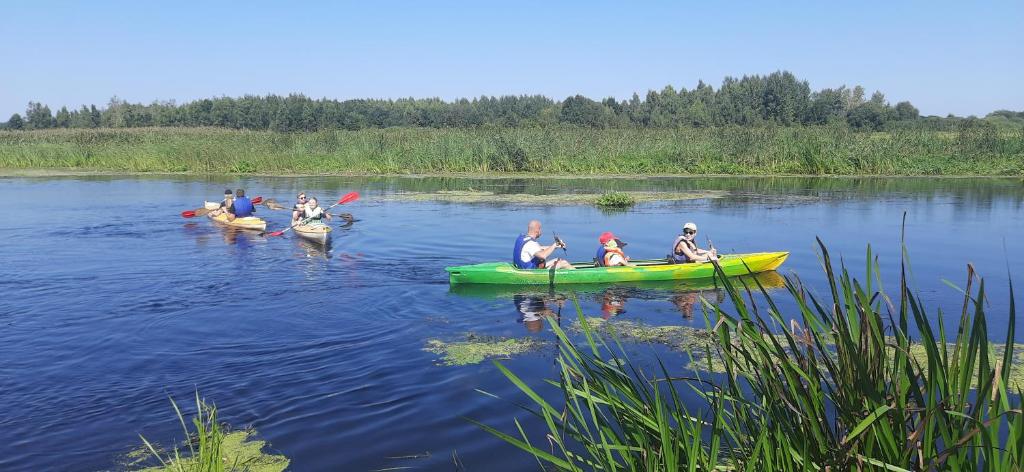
[599,231,615,244]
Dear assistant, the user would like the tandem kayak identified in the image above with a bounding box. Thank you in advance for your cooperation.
[445,252,789,285]
[449,270,787,298]
[207,213,267,231]
[293,224,331,244]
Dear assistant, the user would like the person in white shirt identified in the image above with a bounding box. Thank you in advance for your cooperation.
[512,220,574,270]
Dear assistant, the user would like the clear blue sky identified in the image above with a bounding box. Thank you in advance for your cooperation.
[1,0,1021,118]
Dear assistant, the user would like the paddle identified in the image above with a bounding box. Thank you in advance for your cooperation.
[553,233,568,258]
[181,196,262,218]
[264,192,360,237]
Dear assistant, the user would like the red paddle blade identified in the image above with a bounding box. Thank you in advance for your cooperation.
[267,230,284,237]
[251,196,263,205]
[336,192,360,205]
[181,210,196,218]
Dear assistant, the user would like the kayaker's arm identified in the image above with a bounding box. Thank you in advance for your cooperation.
[535,244,559,261]
[678,242,717,263]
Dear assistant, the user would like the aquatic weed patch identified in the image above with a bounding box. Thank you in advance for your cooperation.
[132,392,289,472]
[594,192,637,208]
[132,430,289,472]
[571,317,714,352]
[386,189,724,206]
[424,333,548,366]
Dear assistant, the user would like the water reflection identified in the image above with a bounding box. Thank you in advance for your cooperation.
[295,238,332,259]
[453,271,787,328]
[513,294,564,333]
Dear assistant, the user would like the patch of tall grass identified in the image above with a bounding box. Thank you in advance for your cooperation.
[477,239,1023,470]
[135,392,288,472]
[1,126,1021,175]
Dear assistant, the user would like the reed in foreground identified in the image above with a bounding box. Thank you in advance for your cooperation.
[477,240,1022,470]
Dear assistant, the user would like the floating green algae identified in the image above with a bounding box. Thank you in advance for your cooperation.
[129,429,289,472]
[385,189,725,205]
[424,333,548,366]
[574,317,715,352]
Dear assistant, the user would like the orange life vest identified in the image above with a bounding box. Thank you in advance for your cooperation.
[603,247,626,266]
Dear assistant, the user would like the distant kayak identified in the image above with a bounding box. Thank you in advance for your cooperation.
[207,213,267,231]
[446,252,789,285]
[293,224,331,244]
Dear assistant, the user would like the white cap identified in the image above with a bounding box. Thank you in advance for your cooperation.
[683,222,697,231]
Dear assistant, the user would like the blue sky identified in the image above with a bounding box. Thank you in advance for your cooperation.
[1,0,1021,118]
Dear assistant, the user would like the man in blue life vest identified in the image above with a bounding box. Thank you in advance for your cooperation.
[513,220,574,270]
[228,188,255,219]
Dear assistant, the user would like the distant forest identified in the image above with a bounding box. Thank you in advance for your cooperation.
[3,71,1022,132]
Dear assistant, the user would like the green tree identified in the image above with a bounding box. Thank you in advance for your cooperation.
[559,95,611,128]
[846,102,888,131]
[808,87,849,124]
[6,113,24,129]
[55,106,71,128]
[894,101,919,120]
[25,102,55,129]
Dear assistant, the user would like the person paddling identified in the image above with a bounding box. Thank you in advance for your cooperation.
[291,192,308,225]
[227,188,255,220]
[671,222,717,263]
[513,220,573,270]
[297,196,332,226]
[209,189,234,217]
[596,231,632,266]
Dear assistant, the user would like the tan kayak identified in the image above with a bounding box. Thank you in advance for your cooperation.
[207,212,267,231]
[293,224,331,244]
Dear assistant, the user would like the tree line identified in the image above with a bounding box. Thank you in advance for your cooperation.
[1,71,1017,132]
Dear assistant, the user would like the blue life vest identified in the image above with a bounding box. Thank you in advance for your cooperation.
[232,196,254,217]
[595,246,607,266]
[512,234,543,269]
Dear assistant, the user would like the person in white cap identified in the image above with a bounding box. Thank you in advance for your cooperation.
[670,222,717,263]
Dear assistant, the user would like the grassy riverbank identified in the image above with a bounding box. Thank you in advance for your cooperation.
[1,126,1022,176]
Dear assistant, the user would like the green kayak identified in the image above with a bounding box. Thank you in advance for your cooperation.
[449,270,787,298]
[446,252,789,285]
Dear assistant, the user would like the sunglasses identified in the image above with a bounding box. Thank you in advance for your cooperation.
[684,229,696,235]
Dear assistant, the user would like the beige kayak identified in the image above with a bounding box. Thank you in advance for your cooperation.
[293,224,331,244]
[207,212,267,231]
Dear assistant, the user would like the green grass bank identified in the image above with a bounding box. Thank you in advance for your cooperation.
[1,126,1022,175]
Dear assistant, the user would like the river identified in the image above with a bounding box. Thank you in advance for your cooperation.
[1,175,1021,470]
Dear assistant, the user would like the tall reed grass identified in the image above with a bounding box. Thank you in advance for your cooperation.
[477,239,1023,470]
[1,126,1021,175]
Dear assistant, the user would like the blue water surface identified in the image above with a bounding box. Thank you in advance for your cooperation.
[0,175,1021,471]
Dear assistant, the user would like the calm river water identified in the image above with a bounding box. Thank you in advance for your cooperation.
[1,175,1022,471]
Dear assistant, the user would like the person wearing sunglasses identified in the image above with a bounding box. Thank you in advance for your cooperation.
[671,222,717,263]
[291,192,309,225]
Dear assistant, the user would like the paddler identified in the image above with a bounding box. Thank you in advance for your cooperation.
[513,220,573,270]
[596,231,631,266]
[671,222,717,263]
[209,189,234,217]
[291,192,308,225]
[227,188,255,220]
[298,196,332,226]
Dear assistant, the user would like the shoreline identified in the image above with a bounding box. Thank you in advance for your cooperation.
[2,168,1021,179]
